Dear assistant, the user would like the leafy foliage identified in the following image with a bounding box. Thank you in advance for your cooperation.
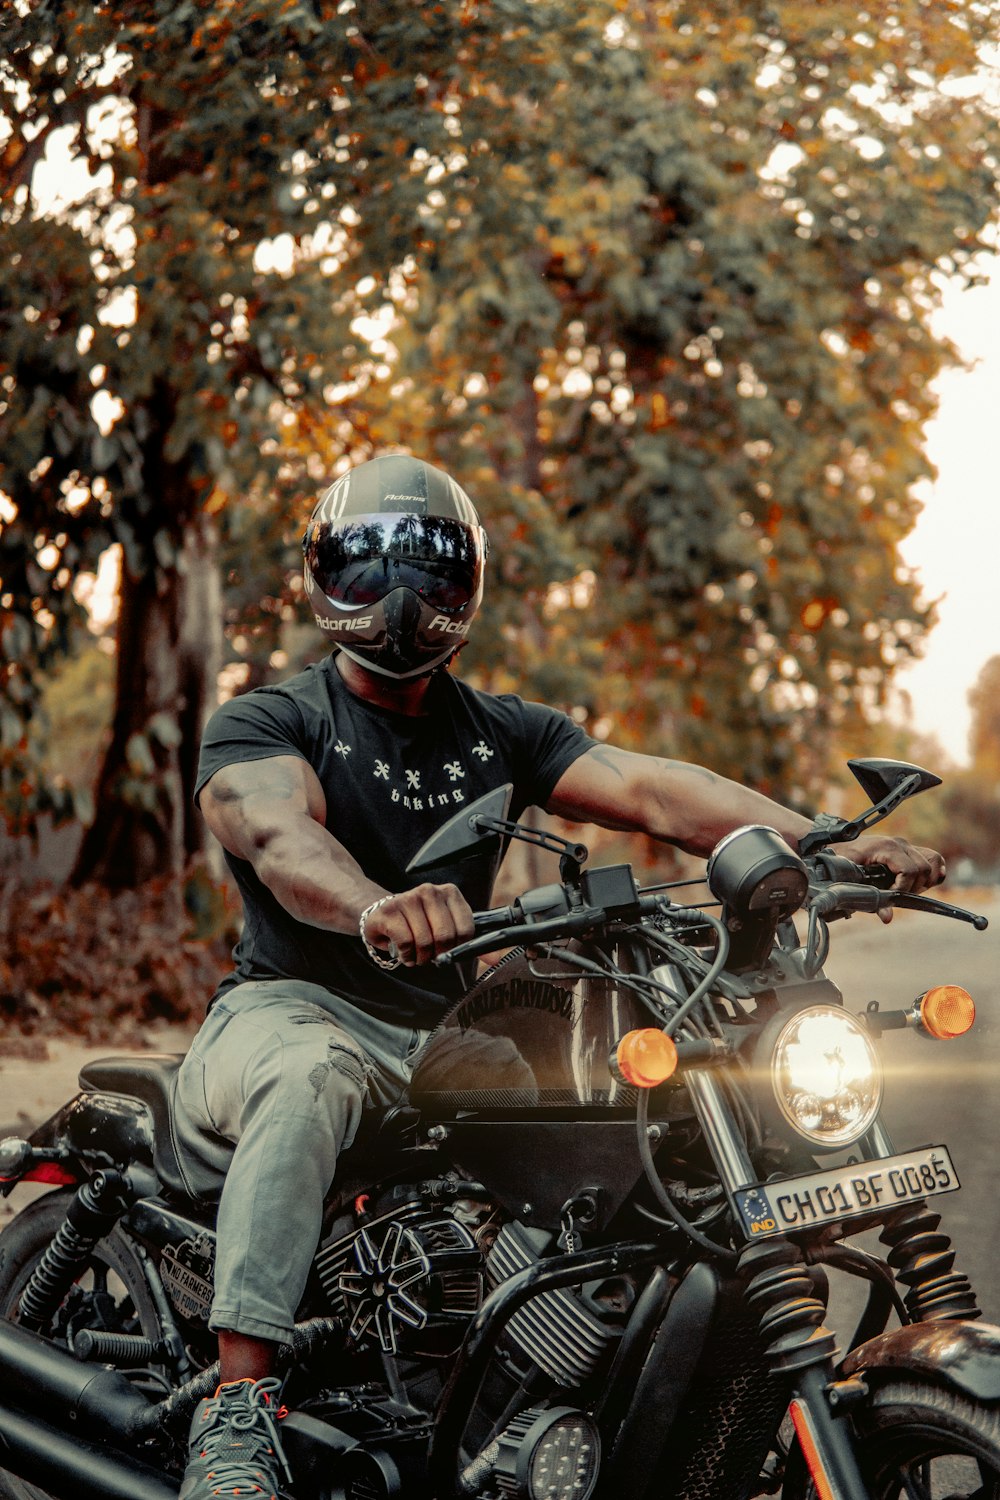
[1,0,998,893]
[366,0,1000,802]
[0,0,555,876]
[0,862,238,1043]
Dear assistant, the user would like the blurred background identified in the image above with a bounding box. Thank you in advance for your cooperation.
[0,2,998,1051]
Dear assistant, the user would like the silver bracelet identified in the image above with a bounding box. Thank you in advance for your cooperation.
[359,895,400,971]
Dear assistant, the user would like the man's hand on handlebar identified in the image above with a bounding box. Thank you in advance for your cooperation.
[834,835,947,922]
[363,883,475,967]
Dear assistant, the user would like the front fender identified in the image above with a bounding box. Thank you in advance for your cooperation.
[843,1319,1000,1403]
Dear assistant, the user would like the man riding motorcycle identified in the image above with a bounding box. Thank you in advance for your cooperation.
[174,453,945,1500]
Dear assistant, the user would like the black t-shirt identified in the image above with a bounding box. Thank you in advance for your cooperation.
[196,655,594,1025]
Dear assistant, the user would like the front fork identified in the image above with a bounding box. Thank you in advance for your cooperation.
[686,1072,873,1500]
[687,1074,982,1497]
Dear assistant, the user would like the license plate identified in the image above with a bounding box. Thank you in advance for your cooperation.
[734,1145,960,1239]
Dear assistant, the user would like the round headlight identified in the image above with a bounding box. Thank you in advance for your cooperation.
[771,1005,882,1149]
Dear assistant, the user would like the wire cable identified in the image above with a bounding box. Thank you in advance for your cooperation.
[527,941,693,1025]
[656,912,730,1036]
[635,1091,738,1265]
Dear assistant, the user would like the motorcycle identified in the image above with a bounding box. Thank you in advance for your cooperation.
[0,755,997,1500]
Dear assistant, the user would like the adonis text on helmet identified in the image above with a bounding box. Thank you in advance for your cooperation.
[317,616,375,632]
[429,616,471,635]
[317,615,469,636]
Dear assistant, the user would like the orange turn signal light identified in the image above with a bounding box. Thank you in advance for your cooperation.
[918,985,976,1040]
[615,1029,679,1088]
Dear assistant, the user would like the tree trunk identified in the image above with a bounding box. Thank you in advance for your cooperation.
[70,518,222,890]
[177,519,223,862]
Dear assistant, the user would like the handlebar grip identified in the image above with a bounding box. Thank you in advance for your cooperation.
[472,905,516,933]
[809,852,895,889]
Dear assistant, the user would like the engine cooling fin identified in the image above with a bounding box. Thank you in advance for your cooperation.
[486,1223,620,1386]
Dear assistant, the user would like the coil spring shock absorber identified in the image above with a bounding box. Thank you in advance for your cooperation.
[880,1201,981,1323]
[740,1236,839,1375]
[17,1170,132,1333]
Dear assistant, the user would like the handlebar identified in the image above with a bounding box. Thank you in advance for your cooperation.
[438,841,988,969]
[438,888,673,966]
[806,853,896,888]
[472,905,516,932]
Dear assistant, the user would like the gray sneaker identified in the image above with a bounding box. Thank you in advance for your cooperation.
[179,1377,291,1499]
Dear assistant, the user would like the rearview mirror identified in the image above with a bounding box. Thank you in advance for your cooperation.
[407,784,514,874]
[847,758,942,804]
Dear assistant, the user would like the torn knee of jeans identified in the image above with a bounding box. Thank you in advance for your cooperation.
[307,1041,369,1102]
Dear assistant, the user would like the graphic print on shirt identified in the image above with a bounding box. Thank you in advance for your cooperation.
[385,752,470,811]
[338,738,497,814]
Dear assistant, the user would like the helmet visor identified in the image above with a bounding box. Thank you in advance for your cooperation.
[306,514,485,612]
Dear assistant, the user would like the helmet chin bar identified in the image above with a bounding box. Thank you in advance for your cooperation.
[336,641,459,680]
[309,569,479,681]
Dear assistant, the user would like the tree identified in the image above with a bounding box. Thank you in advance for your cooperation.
[2,0,998,894]
[934,656,1000,870]
[0,0,556,885]
[357,0,1000,802]
[967,655,1000,781]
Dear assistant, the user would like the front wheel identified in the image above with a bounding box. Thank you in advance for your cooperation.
[783,1377,1000,1499]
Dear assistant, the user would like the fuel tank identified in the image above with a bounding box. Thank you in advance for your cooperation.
[410,944,653,1114]
[409,946,689,1231]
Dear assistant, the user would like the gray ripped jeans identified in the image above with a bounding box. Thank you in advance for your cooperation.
[172,979,430,1343]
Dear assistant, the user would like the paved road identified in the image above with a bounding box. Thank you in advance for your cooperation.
[822,889,1000,1322]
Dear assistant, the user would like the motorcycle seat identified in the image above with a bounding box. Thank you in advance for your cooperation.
[77,1056,423,1212]
[78,1053,191,1198]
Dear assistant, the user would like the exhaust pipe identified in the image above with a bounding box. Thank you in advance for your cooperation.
[0,1404,178,1500]
[0,1317,154,1442]
[0,1312,349,1497]
[0,1320,178,1499]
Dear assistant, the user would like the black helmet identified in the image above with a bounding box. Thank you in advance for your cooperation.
[302,454,489,679]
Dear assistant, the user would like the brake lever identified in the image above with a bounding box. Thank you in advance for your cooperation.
[809,883,890,920]
[434,929,521,966]
[811,883,988,929]
[890,892,989,929]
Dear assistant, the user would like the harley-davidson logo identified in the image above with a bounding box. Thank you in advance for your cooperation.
[455,978,572,1031]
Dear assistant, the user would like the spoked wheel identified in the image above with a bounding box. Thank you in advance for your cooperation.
[0,1189,169,1500]
[783,1378,1000,1499]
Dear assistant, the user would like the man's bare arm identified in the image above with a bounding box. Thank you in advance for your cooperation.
[547,745,813,854]
[200,756,384,932]
[547,745,944,893]
[199,756,473,963]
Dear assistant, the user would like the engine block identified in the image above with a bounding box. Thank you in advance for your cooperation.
[315,1202,483,1357]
